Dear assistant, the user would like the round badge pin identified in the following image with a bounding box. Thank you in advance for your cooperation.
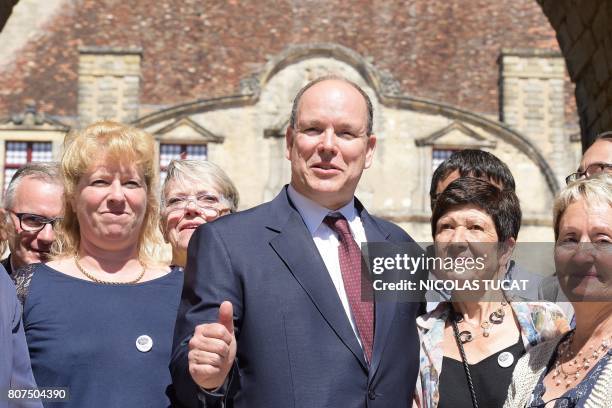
[136,335,153,353]
[497,351,514,368]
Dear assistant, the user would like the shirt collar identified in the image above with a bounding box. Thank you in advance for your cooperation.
[287,185,357,235]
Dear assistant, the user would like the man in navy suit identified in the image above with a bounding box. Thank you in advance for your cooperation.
[0,265,41,408]
[171,76,421,407]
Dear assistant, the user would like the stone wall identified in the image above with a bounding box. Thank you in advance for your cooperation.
[143,55,558,242]
[78,47,142,126]
[499,49,572,183]
[538,0,612,146]
[0,105,68,190]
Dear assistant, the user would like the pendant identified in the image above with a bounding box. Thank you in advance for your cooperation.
[481,321,491,337]
[459,331,473,344]
[490,309,505,324]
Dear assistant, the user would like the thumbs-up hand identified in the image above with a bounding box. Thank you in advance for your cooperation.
[188,301,237,390]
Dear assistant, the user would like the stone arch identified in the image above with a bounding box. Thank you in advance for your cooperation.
[252,43,401,100]
[385,94,560,193]
[134,44,556,182]
[537,0,612,148]
[133,43,401,129]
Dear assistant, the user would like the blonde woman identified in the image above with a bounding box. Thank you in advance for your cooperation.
[504,176,612,408]
[13,121,181,408]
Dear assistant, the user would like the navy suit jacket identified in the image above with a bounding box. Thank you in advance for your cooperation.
[0,265,41,408]
[171,187,421,408]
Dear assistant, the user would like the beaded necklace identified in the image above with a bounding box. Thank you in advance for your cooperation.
[552,331,612,388]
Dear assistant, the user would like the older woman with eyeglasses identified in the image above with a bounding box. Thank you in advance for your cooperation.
[12,121,183,408]
[504,175,612,408]
[160,159,238,269]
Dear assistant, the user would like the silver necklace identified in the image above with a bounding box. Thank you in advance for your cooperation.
[454,301,508,344]
[552,331,611,388]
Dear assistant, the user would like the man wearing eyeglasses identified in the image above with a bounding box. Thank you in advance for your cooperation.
[565,130,612,184]
[0,163,63,277]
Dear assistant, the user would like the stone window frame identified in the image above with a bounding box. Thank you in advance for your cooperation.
[414,121,497,211]
[431,147,461,174]
[3,140,53,191]
[159,142,208,184]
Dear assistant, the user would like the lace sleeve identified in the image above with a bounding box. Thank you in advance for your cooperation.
[11,263,36,307]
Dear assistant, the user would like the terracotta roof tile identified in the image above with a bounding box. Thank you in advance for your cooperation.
[0,0,577,125]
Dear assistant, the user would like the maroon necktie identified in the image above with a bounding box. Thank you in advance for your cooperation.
[324,214,374,364]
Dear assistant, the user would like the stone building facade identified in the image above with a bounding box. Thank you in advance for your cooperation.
[0,0,582,242]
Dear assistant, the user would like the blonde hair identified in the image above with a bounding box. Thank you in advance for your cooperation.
[161,159,239,212]
[553,174,612,240]
[52,121,163,266]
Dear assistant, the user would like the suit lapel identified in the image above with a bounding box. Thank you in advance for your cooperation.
[268,190,368,371]
[360,208,397,378]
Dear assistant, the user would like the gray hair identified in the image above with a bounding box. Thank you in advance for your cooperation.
[288,75,374,136]
[3,162,62,209]
[553,174,612,240]
[161,159,239,212]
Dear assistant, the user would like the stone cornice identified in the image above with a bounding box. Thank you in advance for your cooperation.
[132,43,560,193]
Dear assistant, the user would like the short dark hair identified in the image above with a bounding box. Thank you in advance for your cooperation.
[430,149,515,210]
[289,75,374,136]
[431,177,522,242]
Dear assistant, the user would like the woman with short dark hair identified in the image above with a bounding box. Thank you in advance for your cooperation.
[415,177,568,408]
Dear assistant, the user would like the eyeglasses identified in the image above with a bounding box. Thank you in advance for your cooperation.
[556,241,612,253]
[165,193,229,218]
[565,162,612,184]
[9,210,63,233]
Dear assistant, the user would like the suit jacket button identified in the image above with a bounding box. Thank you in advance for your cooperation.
[368,389,376,400]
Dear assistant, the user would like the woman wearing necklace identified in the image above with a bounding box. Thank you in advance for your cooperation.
[504,175,612,408]
[12,121,182,407]
[414,177,569,408]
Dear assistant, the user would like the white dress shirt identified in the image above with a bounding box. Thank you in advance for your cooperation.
[287,185,367,345]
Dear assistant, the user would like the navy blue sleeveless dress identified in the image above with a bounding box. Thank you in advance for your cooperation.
[20,263,183,408]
